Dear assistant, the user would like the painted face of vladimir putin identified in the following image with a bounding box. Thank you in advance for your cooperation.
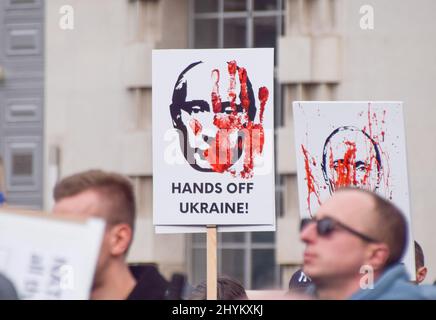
[321,126,382,194]
[170,60,269,179]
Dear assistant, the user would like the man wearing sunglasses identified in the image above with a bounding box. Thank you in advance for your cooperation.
[300,187,436,299]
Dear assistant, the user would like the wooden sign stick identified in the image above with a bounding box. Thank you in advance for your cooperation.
[206,224,217,300]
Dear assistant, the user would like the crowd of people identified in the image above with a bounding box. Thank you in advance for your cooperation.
[1,169,436,300]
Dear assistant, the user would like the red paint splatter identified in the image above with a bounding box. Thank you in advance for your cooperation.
[238,67,250,113]
[302,144,321,216]
[189,118,202,136]
[204,130,234,173]
[240,124,264,179]
[373,112,378,127]
[350,104,391,194]
[227,61,237,112]
[327,139,382,192]
[258,87,269,123]
[360,153,380,189]
[367,103,373,138]
[330,141,357,189]
[211,69,222,113]
[366,104,391,197]
[204,60,269,179]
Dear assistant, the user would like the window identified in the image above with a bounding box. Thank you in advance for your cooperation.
[191,0,284,50]
[189,232,277,289]
[189,0,284,290]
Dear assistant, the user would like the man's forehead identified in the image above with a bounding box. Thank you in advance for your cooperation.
[330,130,362,143]
[53,189,105,218]
[317,190,376,224]
[328,134,375,158]
[183,61,242,102]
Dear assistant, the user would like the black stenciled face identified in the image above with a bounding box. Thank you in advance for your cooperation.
[321,126,382,194]
[169,60,269,178]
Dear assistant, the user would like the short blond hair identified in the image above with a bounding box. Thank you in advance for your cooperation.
[54,169,136,231]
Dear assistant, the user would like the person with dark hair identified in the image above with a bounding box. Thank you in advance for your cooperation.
[288,268,312,293]
[189,275,248,300]
[53,169,168,300]
[414,241,427,284]
[0,273,18,300]
[300,187,436,299]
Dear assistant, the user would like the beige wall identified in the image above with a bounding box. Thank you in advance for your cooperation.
[276,0,342,286]
[45,0,129,176]
[277,0,436,285]
[45,0,436,285]
[44,0,189,280]
[338,0,436,284]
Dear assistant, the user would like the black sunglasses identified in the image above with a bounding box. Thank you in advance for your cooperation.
[300,216,378,243]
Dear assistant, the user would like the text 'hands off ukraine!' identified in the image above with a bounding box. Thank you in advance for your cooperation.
[172,182,254,215]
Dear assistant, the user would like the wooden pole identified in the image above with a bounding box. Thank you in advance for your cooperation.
[206,225,217,300]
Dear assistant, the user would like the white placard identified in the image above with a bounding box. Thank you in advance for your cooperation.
[152,49,275,230]
[293,101,414,277]
[0,209,104,299]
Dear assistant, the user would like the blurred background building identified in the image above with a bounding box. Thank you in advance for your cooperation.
[0,0,435,289]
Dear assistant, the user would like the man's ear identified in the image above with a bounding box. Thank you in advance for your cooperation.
[108,224,133,257]
[416,266,428,284]
[366,243,390,271]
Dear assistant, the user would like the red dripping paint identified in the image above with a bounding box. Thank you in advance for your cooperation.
[213,113,243,130]
[365,104,391,196]
[227,61,237,112]
[367,103,373,138]
[258,87,269,123]
[328,146,335,188]
[330,141,358,190]
[211,69,222,113]
[205,60,268,179]
[238,67,250,112]
[360,153,379,188]
[328,139,382,191]
[236,123,265,179]
[302,144,321,216]
[189,118,202,136]
[205,129,234,173]
[227,60,237,74]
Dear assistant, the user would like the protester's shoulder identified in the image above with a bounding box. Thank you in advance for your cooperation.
[417,285,436,300]
[352,279,429,300]
[127,265,169,300]
[383,265,436,300]
[353,264,436,300]
[385,279,436,300]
